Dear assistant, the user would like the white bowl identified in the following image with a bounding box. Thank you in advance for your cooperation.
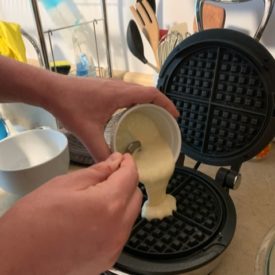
[0,128,69,196]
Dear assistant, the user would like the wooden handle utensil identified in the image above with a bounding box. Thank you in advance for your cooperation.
[193,3,226,32]
[130,0,160,70]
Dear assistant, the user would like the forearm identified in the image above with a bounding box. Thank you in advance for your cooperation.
[0,55,64,110]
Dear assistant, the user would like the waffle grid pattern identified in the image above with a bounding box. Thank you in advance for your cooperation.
[125,170,223,259]
[167,47,268,157]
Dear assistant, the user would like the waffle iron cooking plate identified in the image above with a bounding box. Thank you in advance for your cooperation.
[116,1,275,274]
[116,167,236,274]
[157,29,275,166]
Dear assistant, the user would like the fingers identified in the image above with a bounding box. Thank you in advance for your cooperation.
[123,187,143,228]
[111,188,143,261]
[152,91,180,118]
[85,152,123,185]
[56,152,123,190]
[96,153,139,203]
[117,85,180,118]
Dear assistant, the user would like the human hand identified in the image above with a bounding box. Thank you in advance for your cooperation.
[0,57,178,161]
[0,153,141,275]
[47,77,179,161]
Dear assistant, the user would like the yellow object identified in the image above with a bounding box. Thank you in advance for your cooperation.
[50,60,71,75]
[0,21,27,62]
[50,60,70,67]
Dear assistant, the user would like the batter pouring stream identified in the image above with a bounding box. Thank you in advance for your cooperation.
[116,111,177,221]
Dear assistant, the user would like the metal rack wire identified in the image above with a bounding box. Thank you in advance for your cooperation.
[44,18,105,76]
[30,0,112,77]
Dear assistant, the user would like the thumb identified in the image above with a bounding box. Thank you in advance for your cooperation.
[59,152,123,190]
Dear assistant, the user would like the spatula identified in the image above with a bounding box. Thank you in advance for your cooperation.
[193,3,226,32]
[130,0,160,69]
[126,20,159,72]
[137,0,156,13]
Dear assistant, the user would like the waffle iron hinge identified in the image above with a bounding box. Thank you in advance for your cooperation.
[215,164,242,190]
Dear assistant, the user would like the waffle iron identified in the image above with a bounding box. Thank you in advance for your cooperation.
[115,1,275,274]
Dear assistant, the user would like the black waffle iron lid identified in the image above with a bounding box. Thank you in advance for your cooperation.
[157,29,275,166]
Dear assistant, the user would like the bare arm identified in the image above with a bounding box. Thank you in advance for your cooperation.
[0,55,179,161]
[0,55,59,107]
[0,153,142,275]
[0,56,179,274]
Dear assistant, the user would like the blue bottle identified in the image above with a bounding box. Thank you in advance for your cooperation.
[40,0,97,77]
[0,119,8,140]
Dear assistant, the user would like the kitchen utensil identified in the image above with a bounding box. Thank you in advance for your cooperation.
[130,0,160,69]
[170,22,189,37]
[104,104,181,162]
[115,0,275,274]
[127,20,159,72]
[137,0,156,13]
[158,31,184,68]
[193,2,226,32]
[125,140,142,154]
[0,128,69,196]
[158,23,190,69]
[159,28,168,40]
[196,0,274,41]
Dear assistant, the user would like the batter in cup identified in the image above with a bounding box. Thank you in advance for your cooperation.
[116,111,177,221]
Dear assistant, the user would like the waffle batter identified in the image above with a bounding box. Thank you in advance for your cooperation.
[116,111,177,221]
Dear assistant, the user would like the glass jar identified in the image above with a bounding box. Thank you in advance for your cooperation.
[255,226,275,275]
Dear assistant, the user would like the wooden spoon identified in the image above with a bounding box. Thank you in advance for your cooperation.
[193,3,226,32]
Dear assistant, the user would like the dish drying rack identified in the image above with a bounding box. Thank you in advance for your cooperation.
[30,0,112,78]
[27,0,112,165]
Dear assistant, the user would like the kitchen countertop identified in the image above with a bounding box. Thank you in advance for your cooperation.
[189,146,275,275]
[0,146,274,275]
